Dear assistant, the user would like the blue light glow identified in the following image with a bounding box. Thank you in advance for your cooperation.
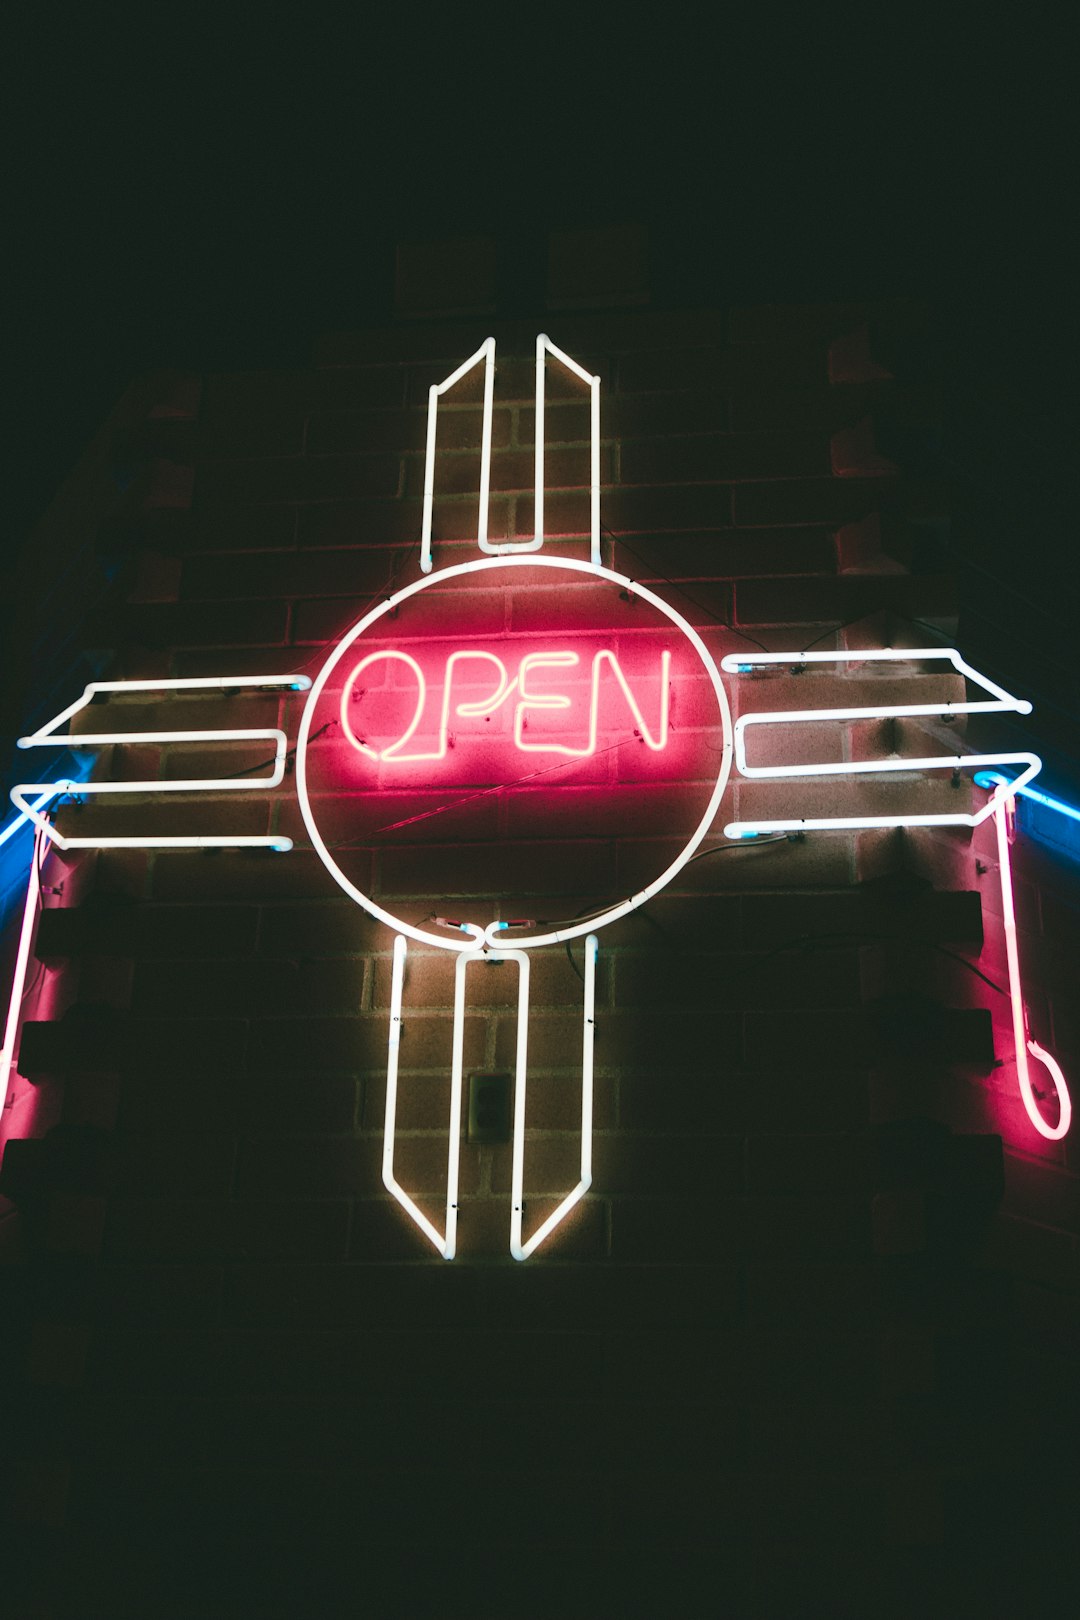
[1,754,95,920]
[974,770,1080,824]
[975,770,1080,863]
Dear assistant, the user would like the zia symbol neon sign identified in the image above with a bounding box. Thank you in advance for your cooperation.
[1,334,1072,1264]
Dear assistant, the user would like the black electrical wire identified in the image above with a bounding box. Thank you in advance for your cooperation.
[798,614,953,656]
[601,532,961,666]
[226,719,336,782]
[568,924,1011,997]
[602,523,771,653]
[614,925,1009,998]
[683,834,791,867]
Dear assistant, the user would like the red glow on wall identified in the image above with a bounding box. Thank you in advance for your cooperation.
[297,562,730,927]
[339,645,671,763]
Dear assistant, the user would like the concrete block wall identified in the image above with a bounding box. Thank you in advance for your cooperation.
[3,302,1077,1618]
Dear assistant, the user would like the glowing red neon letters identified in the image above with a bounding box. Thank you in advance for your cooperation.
[340,647,672,762]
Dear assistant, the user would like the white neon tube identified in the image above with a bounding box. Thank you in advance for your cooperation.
[381,934,599,1260]
[474,335,498,558]
[975,771,1080,827]
[590,373,601,566]
[18,673,311,743]
[721,648,1040,836]
[0,825,47,1115]
[502,948,533,1260]
[442,944,479,1260]
[418,333,601,572]
[0,791,54,853]
[381,928,486,1259]
[723,750,1042,834]
[534,333,545,555]
[295,553,733,953]
[510,933,597,1261]
[421,338,496,573]
[540,333,597,388]
[381,934,457,1255]
[720,646,1032,705]
[421,383,440,574]
[532,334,602,563]
[473,335,541,557]
[7,826,294,853]
[12,675,308,852]
[992,796,1072,1141]
[734,743,1039,780]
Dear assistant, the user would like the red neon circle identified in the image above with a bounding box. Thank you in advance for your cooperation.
[295,556,732,950]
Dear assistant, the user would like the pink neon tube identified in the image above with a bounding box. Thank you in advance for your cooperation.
[0,825,47,1116]
[340,646,671,764]
[992,794,1071,1141]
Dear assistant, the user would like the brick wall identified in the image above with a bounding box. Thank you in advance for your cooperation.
[3,303,1077,1618]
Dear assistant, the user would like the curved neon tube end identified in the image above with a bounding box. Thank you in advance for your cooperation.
[1022,1041,1072,1142]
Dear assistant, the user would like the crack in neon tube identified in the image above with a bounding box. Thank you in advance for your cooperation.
[340,646,671,761]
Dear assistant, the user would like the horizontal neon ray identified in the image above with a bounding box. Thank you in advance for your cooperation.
[720,648,1040,835]
[11,674,310,851]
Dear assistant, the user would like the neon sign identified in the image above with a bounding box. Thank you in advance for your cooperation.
[296,556,729,956]
[340,646,671,762]
[988,787,1071,1141]
[420,333,601,573]
[717,652,1071,1143]
[1,334,1072,1264]
[720,648,1040,835]
[8,675,308,853]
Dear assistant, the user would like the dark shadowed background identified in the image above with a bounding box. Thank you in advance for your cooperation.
[3,13,1077,1618]
[7,12,1074,516]
[8,10,1075,784]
